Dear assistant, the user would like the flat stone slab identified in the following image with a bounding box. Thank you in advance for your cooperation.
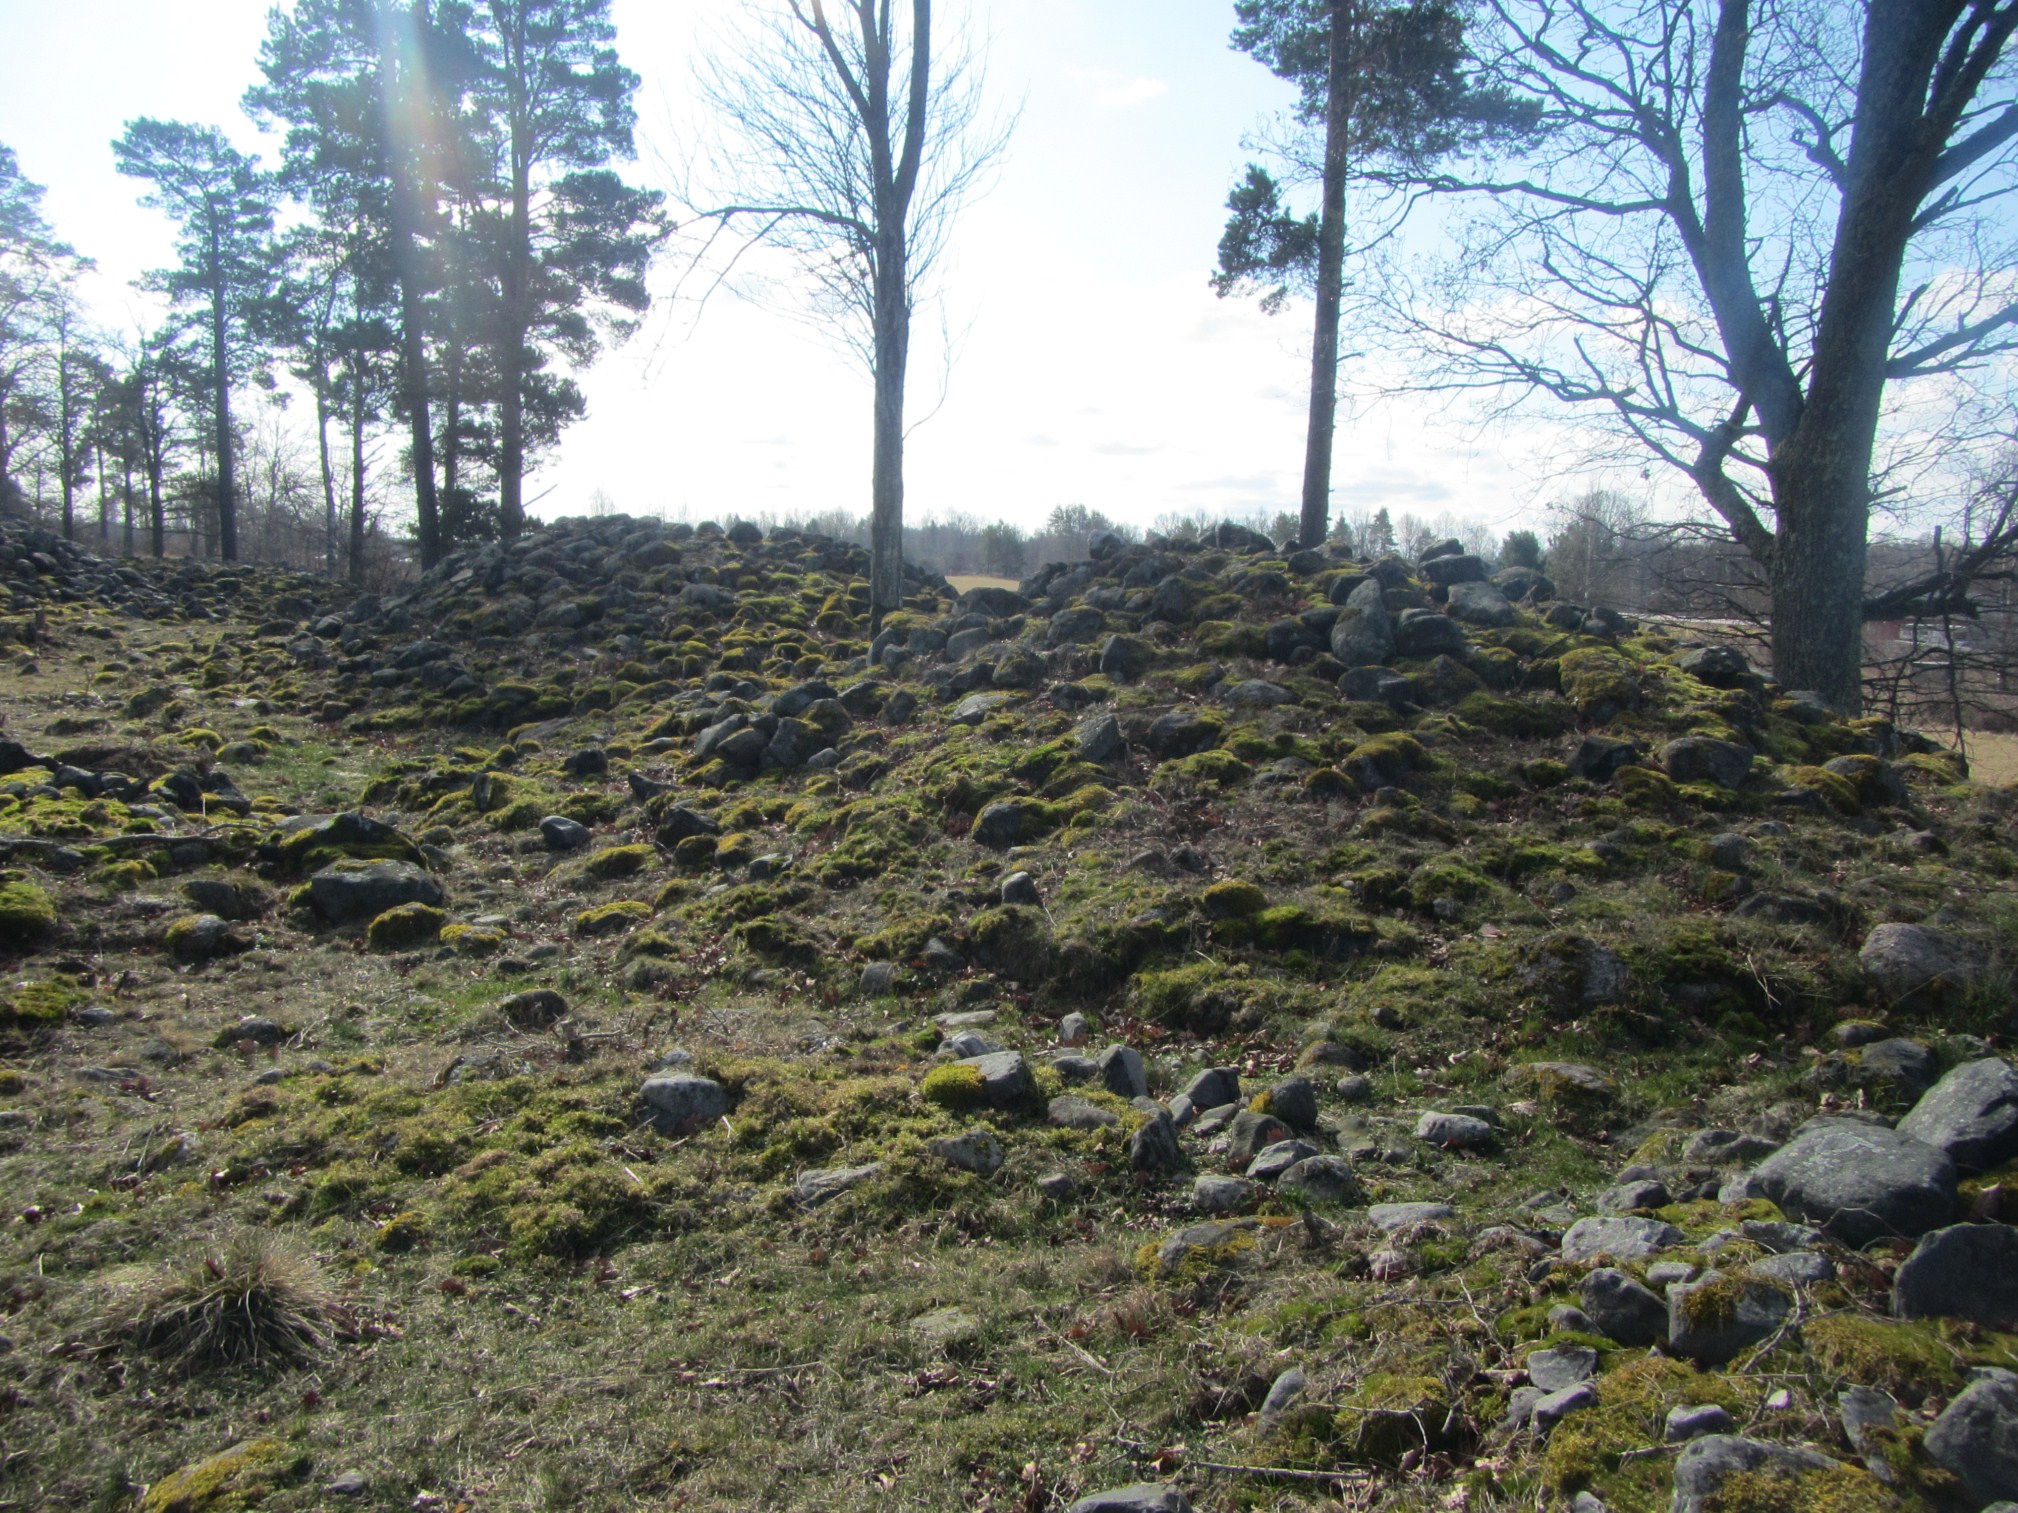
[1748,1118,1957,1246]
[1899,1058,2018,1173]
[1560,1216,1684,1263]
[1368,1201,1454,1231]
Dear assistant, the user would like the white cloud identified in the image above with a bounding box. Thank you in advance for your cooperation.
[1067,67,1169,108]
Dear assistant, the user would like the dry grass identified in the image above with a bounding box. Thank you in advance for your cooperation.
[945,573,1019,594]
[104,1234,336,1371]
[1958,731,2018,785]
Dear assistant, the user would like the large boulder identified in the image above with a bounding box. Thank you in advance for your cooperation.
[1671,1436,1864,1513]
[641,1073,729,1134]
[1667,1272,1793,1364]
[1662,737,1755,788]
[1445,579,1517,627]
[1579,1266,1668,1346]
[1861,922,1984,1008]
[1746,1118,1957,1246]
[1899,1058,2018,1172]
[1329,579,1394,667]
[1893,1224,2018,1328]
[1391,610,1467,659]
[308,859,443,925]
[1926,1371,2018,1506]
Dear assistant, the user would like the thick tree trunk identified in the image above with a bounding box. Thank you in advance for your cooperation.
[379,17,443,570]
[121,454,134,557]
[147,453,165,559]
[1299,0,1353,552]
[869,226,909,616]
[1767,473,1869,710]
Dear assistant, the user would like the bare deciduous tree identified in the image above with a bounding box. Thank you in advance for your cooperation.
[679,0,1012,615]
[1365,0,2018,710]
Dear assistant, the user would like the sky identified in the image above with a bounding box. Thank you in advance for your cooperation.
[0,0,1558,541]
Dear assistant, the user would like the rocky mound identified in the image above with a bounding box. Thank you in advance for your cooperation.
[0,512,2012,1512]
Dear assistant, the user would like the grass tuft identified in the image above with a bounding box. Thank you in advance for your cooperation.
[105,1234,336,1371]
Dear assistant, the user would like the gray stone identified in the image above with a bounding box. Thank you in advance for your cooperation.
[539,814,592,851]
[1193,1176,1260,1215]
[1899,1058,2018,1172]
[308,858,444,925]
[1415,1111,1495,1150]
[1648,1260,1698,1287]
[795,1161,885,1207]
[1445,579,1517,627]
[1662,737,1755,788]
[1747,1251,1834,1287]
[498,989,568,1029]
[1145,709,1220,759]
[999,870,1041,906]
[1097,634,1151,681]
[957,1051,1033,1106]
[1058,1011,1092,1046]
[1667,1271,1793,1364]
[1268,1076,1319,1132]
[1671,1435,1849,1513]
[1579,1266,1668,1347]
[1129,1109,1184,1175]
[1246,1139,1321,1181]
[940,1028,1002,1059]
[1048,1095,1119,1130]
[860,961,899,997]
[1705,831,1753,870]
[1857,1038,1938,1100]
[929,1129,1004,1175]
[1599,1178,1671,1213]
[1861,922,1983,1006]
[1839,1385,1901,1460]
[1098,1044,1149,1100]
[1532,1383,1596,1432]
[1392,610,1467,658]
[1066,1486,1193,1513]
[1527,1345,1597,1393]
[1223,678,1290,707]
[325,1470,370,1496]
[1666,1404,1736,1442]
[1076,713,1124,763]
[1257,1364,1307,1431]
[1738,1219,1826,1253]
[1151,1219,1258,1278]
[1329,586,1394,667]
[1227,1109,1293,1165]
[641,1073,729,1134]
[1560,1216,1684,1264]
[168,913,235,960]
[951,692,1013,726]
[1684,1128,1780,1166]
[972,799,1040,850]
[1747,1118,1957,1246]
[1501,1385,1546,1433]
[1278,1155,1363,1206]
[1368,1201,1454,1230]
[1927,1370,2018,1505]
[1895,1223,2018,1328]
[1180,1066,1241,1110]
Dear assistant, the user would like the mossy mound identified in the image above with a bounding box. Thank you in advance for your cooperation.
[366,903,446,952]
[0,881,57,953]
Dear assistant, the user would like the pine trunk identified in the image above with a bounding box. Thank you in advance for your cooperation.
[315,385,339,577]
[1298,0,1353,552]
[349,385,369,587]
[211,278,238,562]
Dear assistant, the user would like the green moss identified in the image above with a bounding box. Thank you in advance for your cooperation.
[1617,766,1680,807]
[920,1062,986,1110]
[573,900,652,937]
[138,1437,308,1513]
[1542,1354,1754,1506]
[1129,962,1243,1032]
[572,843,657,881]
[1700,1462,1909,1512]
[1201,880,1268,919]
[1559,646,1641,716]
[1785,764,1862,814]
[440,923,506,956]
[373,1208,430,1252]
[366,903,446,952]
[968,905,1052,980]
[0,880,57,952]
[1455,691,1574,738]
[0,977,78,1028]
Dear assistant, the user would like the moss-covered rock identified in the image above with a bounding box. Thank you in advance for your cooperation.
[138,1437,309,1513]
[366,903,446,952]
[0,881,57,953]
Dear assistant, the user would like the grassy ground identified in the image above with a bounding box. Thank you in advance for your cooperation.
[0,531,2013,1513]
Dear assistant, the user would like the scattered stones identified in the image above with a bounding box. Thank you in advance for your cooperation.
[641,1074,729,1135]
[1129,1109,1185,1175]
[1893,1223,2018,1328]
[1666,1272,1793,1364]
[1579,1267,1668,1347]
[1860,921,1983,1007]
[1898,1057,2018,1172]
[1415,1111,1495,1150]
[1559,1216,1684,1264]
[1671,1435,1860,1513]
[1926,1370,2018,1505]
[1526,1345,1597,1393]
[957,1051,1033,1107]
[1278,1155,1363,1206]
[498,989,568,1029]
[929,1130,1004,1175]
[1666,1405,1735,1442]
[539,814,591,851]
[1747,1118,1957,1246]
[1193,1176,1259,1215]
[308,858,444,926]
[1368,1202,1453,1231]
[1048,1096,1119,1131]
[1662,736,1754,787]
[1097,1044,1149,1100]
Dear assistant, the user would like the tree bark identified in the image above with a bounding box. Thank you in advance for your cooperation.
[870,222,908,615]
[497,14,531,543]
[349,382,369,586]
[315,383,338,577]
[379,11,443,570]
[210,255,239,562]
[1299,0,1353,551]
